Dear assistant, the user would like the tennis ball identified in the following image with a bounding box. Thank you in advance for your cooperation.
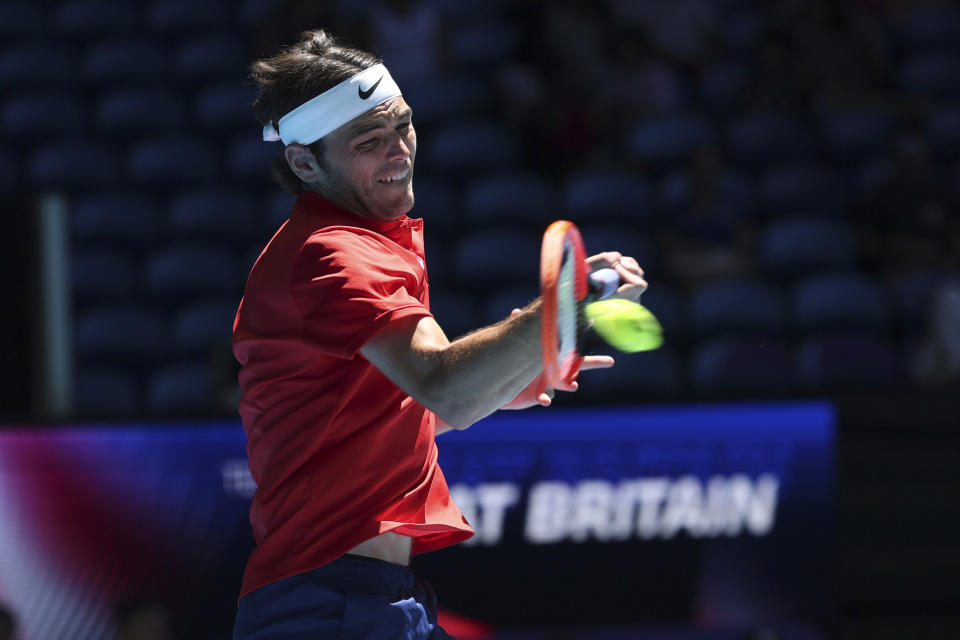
[584,298,663,353]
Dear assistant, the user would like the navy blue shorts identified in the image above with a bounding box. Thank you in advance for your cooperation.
[233,555,454,640]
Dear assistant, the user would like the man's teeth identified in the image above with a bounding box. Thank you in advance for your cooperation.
[378,169,409,183]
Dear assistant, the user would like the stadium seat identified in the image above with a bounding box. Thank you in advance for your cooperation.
[402,74,492,126]
[637,282,686,343]
[889,269,945,327]
[895,4,960,51]
[463,173,557,227]
[75,365,140,417]
[167,187,257,241]
[173,34,245,81]
[144,245,237,299]
[74,305,166,362]
[262,190,297,231]
[721,8,768,53]
[96,86,185,134]
[0,44,78,88]
[128,136,217,185]
[1,91,86,140]
[689,335,793,394]
[448,22,519,69]
[0,3,46,39]
[578,347,683,401]
[820,107,898,162]
[900,50,960,98]
[927,103,960,162]
[407,178,460,233]
[228,133,279,182]
[28,140,117,189]
[429,288,481,340]
[146,0,227,33]
[72,192,159,245]
[797,331,900,390]
[145,361,214,416]
[71,248,136,302]
[698,59,751,116]
[482,284,539,325]
[561,169,654,223]
[82,38,167,85]
[725,111,817,167]
[760,216,856,278]
[424,121,519,176]
[659,168,756,218]
[627,114,714,168]
[196,82,257,130]
[452,229,539,285]
[689,278,784,339]
[0,150,17,195]
[791,272,891,333]
[759,164,848,215]
[172,299,237,354]
[54,1,137,36]
[578,224,659,276]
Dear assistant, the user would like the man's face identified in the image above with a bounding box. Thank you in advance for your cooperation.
[312,96,416,221]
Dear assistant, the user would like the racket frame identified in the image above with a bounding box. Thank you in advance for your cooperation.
[540,220,589,391]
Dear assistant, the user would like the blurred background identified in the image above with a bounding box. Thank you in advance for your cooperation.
[0,0,958,638]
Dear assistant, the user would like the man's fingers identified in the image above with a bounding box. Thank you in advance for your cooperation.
[580,355,615,370]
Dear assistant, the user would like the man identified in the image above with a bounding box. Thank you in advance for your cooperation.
[233,30,647,639]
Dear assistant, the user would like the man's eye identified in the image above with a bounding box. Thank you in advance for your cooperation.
[358,138,378,149]
[398,122,411,132]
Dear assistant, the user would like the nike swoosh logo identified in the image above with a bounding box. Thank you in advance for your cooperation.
[358,76,383,100]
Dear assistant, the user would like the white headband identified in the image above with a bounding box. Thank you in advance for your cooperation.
[262,63,402,145]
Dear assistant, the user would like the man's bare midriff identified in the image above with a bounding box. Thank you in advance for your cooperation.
[347,530,412,565]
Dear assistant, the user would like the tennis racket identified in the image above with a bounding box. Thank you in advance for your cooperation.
[539,220,620,392]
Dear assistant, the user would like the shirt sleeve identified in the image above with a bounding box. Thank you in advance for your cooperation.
[290,228,432,359]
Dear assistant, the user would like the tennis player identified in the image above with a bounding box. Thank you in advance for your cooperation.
[233,30,647,639]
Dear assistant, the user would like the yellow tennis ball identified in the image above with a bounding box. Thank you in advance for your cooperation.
[584,298,663,353]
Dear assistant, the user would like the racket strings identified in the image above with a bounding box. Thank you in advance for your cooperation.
[556,242,579,366]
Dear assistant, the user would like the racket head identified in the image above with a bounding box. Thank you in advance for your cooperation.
[540,220,589,391]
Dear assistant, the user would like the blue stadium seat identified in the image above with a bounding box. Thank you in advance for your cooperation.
[578,224,659,276]
[725,111,817,166]
[895,4,960,51]
[196,82,257,130]
[659,168,756,217]
[0,44,78,88]
[482,285,539,325]
[760,164,848,215]
[698,59,751,116]
[1,91,86,139]
[760,216,856,278]
[900,50,960,98]
[408,178,460,232]
[561,169,654,223]
[96,86,185,134]
[820,107,898,161]
[146,0,226,33]
[797,331,900,390]
[75,365,140,417]
[452,230,539,285]
[0,150,16,195]
[690,335,792,394]
[627,114,714,168]
[403,74,492,126]
[71,248,135,301]
[145,361,214,415]
[172,299,237,353]
[168,187,257,240]
[229,133,279,182]
[429,288,481,340]
[448,22,519,69]
[262,190,297,231]
[241,0,283,24]
[689,279,784,339]
[721,8,768,53]
[28,140,117,189]
[424,121,519,176]
[129,136,217,185]
[464,173,557,227]
[74,305,166,362]
[889,269,945,327]
[578,347,683,401]
[72,192,159,245]
[927,103,960,162]
[144,245,237,298]
[791,272,891,333]
[173,34,244,81]
[0,3,47,39]
[54,1,137,36]
[82,38,167,85]
[637,282,686,343]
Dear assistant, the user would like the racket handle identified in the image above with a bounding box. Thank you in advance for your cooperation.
[588,268,620,300]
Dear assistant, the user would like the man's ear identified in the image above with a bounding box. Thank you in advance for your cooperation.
[284,144,324,183]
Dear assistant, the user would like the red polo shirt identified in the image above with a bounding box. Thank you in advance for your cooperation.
[233,191,473,599]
